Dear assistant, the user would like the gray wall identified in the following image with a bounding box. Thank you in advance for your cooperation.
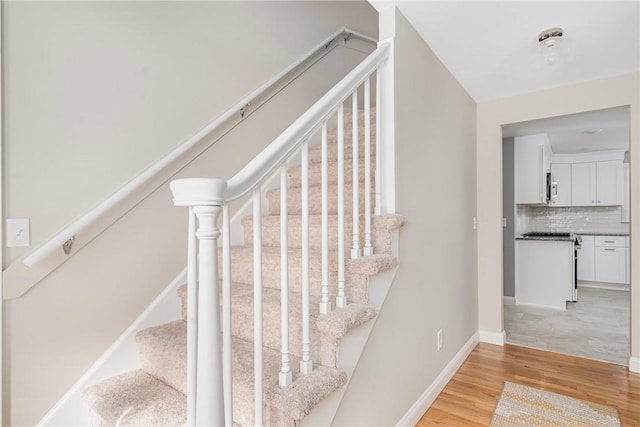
[502,137,515,297]
[3,0,376,265]
[333,8,478,425]
[2,2,378,425]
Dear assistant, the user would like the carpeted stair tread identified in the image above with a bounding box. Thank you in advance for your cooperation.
[82,370,185,427]
[242,213,406,253]
[176,283,377,363]
[134,321,347,425]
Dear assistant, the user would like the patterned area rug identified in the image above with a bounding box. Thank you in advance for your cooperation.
[490,382,620,426]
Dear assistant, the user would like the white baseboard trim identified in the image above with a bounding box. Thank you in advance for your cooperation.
[396,331,479,427]
[630,356,640,373]
[479,329,506,346]
[37,268,186,427]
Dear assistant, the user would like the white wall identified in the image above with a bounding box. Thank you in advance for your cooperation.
[2,0,376,265]
[333,7,478,425]
[476,72,639,365]
[2,2,378,425]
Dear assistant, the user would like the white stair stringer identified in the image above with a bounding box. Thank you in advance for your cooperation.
[301,259,400,426]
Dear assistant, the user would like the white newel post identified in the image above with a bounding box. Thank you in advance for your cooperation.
[377,40,396,216]
[170,178,228,427]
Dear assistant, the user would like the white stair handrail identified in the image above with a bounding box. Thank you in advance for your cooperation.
[21,27,376,268]
[224,42,390,203]
[170,38,394,427]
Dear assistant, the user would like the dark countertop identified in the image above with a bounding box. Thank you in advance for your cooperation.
[574,232,629,237]
[515,236,575,242]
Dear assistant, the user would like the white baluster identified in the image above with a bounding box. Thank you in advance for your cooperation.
[319,122,332,315]
[363,77,373,256]
[222,206,233,423]
[336,105,347,308]
[194,204,225,426]
[351,91,361,259]
[279,166,292,387]
[375,69,382,216]
[300,141,313,374]
[186,208,197,427]
[253,190,264,426]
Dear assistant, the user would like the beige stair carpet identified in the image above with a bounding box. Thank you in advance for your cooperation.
[82,108,406,426]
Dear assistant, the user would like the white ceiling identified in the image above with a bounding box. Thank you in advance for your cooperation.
[502,107,630,154]
[371,1,640,102]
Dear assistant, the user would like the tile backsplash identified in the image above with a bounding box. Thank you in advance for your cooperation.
[516,205,629,235]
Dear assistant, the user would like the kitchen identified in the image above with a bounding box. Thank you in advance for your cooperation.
[502,106,630,366]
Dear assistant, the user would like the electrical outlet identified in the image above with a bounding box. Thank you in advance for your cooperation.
[7,218,30,247]
[437,329,443,351]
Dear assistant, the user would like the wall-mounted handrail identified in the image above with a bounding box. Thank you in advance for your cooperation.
[21,27,376,268]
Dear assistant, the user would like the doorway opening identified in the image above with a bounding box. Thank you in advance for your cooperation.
[501,106,630,365]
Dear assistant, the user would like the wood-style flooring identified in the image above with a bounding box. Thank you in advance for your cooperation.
[417,342,640,426]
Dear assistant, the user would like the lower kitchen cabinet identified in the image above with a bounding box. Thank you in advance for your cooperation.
[595,246,626,284]
[578,235,628,285]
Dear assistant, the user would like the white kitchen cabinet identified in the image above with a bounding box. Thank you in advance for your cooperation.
[516,239,574,310]
[577,235,595,281]
[596,160,624,206]
[595,237,626,284]
[515,134,551,205]
[571,162,597,206]
[550,163,571,207]
[571,161,623,207]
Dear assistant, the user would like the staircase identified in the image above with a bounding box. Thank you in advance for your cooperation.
[82,107,404,426]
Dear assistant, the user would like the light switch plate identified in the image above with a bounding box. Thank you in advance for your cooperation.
[7,218,30,247]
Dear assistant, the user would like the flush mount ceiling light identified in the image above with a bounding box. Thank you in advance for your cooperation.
[583,128,604,134]
[538,27,564,65]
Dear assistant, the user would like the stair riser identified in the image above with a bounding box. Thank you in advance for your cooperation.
[221,250,344,298]
[178,290,338,367]
[287,157,374,188]
[266,183,374,215]
[307,134,376,165]
[242,215,388,253]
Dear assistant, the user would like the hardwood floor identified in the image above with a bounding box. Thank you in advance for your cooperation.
[417,342,640,426]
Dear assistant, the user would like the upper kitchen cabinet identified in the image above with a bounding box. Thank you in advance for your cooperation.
[551,151,625,208]
[515,134,551,205]
[571,160,623,207]
[571,162,597,206]
[596,160,624,206]
[550,163,571,207]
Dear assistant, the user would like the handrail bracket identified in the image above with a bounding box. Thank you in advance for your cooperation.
[62,236,75,255]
